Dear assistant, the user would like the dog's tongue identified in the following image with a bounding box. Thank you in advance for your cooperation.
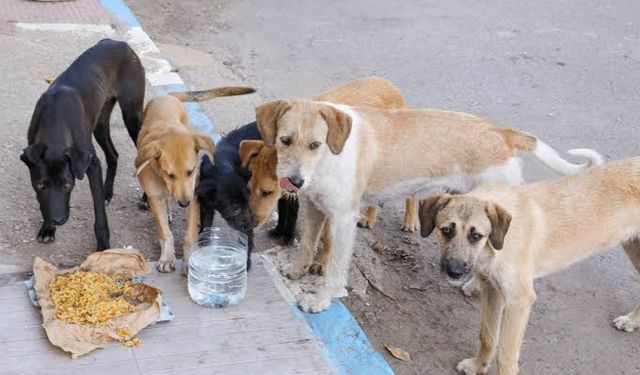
[279,178,299,193]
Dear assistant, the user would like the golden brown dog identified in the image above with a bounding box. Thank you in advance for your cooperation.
[240,77,416,275]
[136,86,254,272]
[255,99,602,312]
[418,157,640,375]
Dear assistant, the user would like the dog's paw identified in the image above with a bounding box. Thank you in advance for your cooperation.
[401,222,419,232]
[308,262,325,276]
[613,313,640,332]
[456,357,488,375]
[333,287,349,299]
[181,262,189,277]
[36,226,56,244]
[137,195,149,211]
[461,276,481,297]
[298,293,333,313]
[357,216,374,229]
[285,266,307,280]
[157,255,176,273]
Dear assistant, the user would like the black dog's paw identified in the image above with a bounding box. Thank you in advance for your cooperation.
[137,194,149,211]
[269,228,294,245]
[36,226,56,244]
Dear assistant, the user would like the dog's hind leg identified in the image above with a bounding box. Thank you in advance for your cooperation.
[117,70,144,146]
[309,223,331,276]
[149,197,175,272]
[357,205,378,229]
[614,238,640,332]
[94,98,117,203]
[286,196,325,280]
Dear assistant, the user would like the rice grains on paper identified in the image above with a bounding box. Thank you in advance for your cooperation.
[33,249,160,358]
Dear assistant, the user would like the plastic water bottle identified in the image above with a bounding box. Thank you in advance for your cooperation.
[187,227,248,308]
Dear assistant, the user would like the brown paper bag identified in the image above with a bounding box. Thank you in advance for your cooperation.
[32,249,162,358]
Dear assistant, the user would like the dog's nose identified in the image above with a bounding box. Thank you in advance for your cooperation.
[178,200,190,208]
[288,176,305,189]
[446,263,466,279]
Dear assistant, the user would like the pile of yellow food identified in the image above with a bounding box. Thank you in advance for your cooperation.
[48,271,136,325]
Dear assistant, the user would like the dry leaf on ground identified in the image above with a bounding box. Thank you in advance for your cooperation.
[385,344,411,362]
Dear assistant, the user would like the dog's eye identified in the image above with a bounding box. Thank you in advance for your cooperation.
[63,182,72,190]
[231,206,242,215]
[280,136,292,146]
[187,168,195,177]
[440,225,455,239]
[36,183,45,190]
[261,190,273,197]
[469,230,483,243]
[168,173,176,180]
[309,141,321,150]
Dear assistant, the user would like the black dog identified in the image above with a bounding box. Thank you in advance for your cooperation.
[196,121,299,268]
[20,39,144,250]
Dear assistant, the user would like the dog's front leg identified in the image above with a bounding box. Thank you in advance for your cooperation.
[495,290,536,375]
[286,196,325,280]
[149,197,175,272]
[401,195,420,232]
[181,198,200,276]
[298,209,357,313]
[87,157,110,250]
[457,281,504,375]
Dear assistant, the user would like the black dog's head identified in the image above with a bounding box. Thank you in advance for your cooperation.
[197,156,256,233]
[20,143,91,226]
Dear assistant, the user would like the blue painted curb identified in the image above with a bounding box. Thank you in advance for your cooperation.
[100,0,140,27]
[291,301,395,375]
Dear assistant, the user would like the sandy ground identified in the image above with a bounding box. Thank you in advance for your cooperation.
[2,0,639,373]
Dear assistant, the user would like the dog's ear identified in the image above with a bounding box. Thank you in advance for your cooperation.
[419,194,452,238]
[64,147,92,180]
[20,143,46,167]
[135,141,161,176]
[256,100,291,146]
[319,105,352,154]
[239,140,264,168]
[485,202,511,250]
[193,133,215,160]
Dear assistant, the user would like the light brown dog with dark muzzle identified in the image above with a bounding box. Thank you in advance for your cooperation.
[256,97,601,313]
[419,156,640,375]
[136,87,255,272]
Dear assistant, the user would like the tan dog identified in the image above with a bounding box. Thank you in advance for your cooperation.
[240,77,416,275]
[256,99,602,312]
[136,86,255,272]
[418,157,640,375]
[242,76,410,228]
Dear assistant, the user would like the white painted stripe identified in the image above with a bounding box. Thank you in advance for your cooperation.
[125,26,160,54]
[15,23,114,35]
[147,71,184,86]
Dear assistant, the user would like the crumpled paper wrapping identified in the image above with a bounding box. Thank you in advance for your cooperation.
[32,249,161,358]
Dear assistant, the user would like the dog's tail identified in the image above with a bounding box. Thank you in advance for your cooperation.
[506,129,604,175]
[169,86,256,102]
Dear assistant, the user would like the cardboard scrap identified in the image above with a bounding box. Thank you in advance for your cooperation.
[32,249,161,359]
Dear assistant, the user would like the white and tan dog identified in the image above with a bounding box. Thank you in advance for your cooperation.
[256,100,602,312]
[419,157,640,375]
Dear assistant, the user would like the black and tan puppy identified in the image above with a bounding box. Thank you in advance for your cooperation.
[20,39,144,250]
